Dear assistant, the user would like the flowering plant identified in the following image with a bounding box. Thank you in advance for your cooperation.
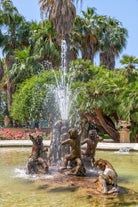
[0,128,45,140]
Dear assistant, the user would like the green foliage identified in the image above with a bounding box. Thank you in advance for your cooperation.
[117,79,138,121]
[70,59,138,125]
[120,55,138,69]
[11,70,57,122]
[9,58,138,139]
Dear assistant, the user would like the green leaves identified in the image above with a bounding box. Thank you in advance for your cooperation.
[70,59,138,123]
[11,70,55,122]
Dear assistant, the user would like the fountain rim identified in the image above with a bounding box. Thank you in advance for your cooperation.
[0,140,138,151]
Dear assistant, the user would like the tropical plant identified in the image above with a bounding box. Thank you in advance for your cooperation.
[70,59,138,141]
[71,7,98,63]
[11,58,138,141]
[120,55,138,69]
[71,8,128,69]
[9,20,60,86]
[38,0,81,70]
[29,20,60,67]
[0,0,31,112]
[97,16,128,70]
[39,0,78,39]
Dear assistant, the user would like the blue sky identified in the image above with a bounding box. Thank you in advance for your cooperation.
[9,0,138,67]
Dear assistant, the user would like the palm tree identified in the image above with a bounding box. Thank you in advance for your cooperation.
[10,20,61,85]
[29,20,60,67]
[38,0,79,39]
[71,7,98,63]
[120,55,138,69]
[0,0,31,113]
[97,16,128,70]
[38,0,81,70]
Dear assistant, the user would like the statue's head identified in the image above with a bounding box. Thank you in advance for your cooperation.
[68,128,78,139]
[94,159,106,171]
[36,135,43,145]
[89,129,97,139]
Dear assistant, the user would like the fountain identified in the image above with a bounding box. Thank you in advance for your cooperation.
[24,39,131,196]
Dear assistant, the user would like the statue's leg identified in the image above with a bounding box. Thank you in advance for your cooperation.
[92,157,95,166]
[37,157,48,174]
[107,176,118,193]
[72,158,86,175]
[27,158,37,174]
[99,174,108,194]
[74,158,82,173]
[62,154,70,169]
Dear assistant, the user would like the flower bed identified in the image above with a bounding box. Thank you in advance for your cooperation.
[0,128,47,140]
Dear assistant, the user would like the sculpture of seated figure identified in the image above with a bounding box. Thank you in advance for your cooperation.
[27,134,49,174]
[61,123,86,176]
[81,129,103,167]
[94,159,118,194]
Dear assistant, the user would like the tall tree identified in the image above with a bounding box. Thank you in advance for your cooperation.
[97,16,128,70]
[0,0,31,113]
[9,20,60,85]
[71,7,98,63]
[38,0,80,70]
[39,0,78,39]
[29,20,60,67]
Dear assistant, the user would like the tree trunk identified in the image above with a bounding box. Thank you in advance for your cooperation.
[82,108,120,142]
[4,55,15,114]
[6,79,12,113]
[100,51,115,70]
[94,108,119,141]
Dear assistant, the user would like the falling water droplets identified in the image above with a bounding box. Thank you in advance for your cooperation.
[54,39,71,120]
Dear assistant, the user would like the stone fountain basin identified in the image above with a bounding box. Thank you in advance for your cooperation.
[32,167,129,198]
[1,140,138,151]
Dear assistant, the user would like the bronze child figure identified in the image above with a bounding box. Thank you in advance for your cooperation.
[81,129,103,166]
[94,158,118,194]
[27,134,48,174]
[61,123,86,176]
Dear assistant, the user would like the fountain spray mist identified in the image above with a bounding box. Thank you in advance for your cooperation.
[49,40,72,165]
[54,40,71,120]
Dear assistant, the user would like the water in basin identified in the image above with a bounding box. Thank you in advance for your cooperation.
[0,148,138,207]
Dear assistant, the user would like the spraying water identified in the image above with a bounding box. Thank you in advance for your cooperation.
[49,40,72,165]
[54,39,71,120]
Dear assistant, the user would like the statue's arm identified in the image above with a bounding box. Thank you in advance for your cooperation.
[61,139,70,145]
[81,139,88,145]
[29,134,35,144]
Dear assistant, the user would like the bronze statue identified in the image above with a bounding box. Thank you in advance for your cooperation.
[81,129,103,166]
[61,123,86,176]
[26,134,48,174]
[94,158,118,194]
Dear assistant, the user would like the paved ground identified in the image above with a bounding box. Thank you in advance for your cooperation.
[0,140,138,151]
